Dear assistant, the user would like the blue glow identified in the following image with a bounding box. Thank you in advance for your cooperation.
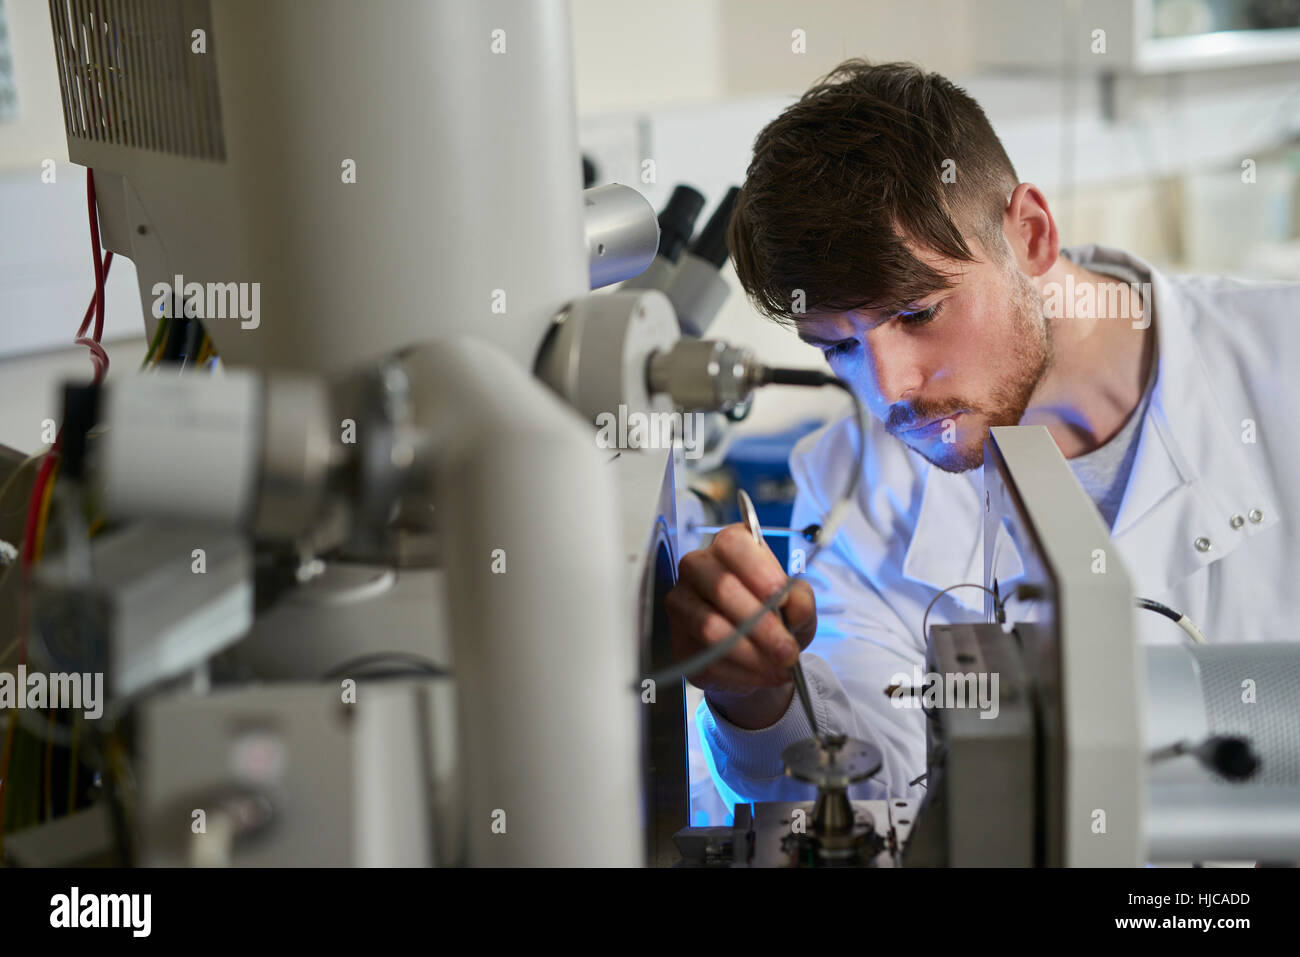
[698,709,754,810]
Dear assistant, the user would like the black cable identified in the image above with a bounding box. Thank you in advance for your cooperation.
[761,367,834,388]
[179,317,203,370]
[1135,597,1180,624]
[160,313,190,363]
[1135,596,1208,643]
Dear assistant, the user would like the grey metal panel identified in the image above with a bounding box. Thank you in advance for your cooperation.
[904,623,1035,866]
[984,426,1143,866]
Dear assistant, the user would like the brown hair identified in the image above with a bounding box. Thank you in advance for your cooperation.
[728,60,1019,325]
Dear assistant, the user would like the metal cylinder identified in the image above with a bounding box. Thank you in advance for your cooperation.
[583,184,659,289]
[645,338,762,413]
[403,338,642,866]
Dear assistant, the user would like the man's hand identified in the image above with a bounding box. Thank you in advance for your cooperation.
[665,523,817,730]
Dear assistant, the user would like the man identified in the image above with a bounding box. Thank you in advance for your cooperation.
[666,60,1298,806]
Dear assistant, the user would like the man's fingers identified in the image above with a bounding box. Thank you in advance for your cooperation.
[781,579,817,650]
[709,524,806,663]
[710,524,789,602]
[676,542,800,665]
[666,584,790,682]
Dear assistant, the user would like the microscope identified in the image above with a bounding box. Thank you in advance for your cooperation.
[10,0,859,867]
[12,0,1298,869]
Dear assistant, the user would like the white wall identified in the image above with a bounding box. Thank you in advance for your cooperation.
[0,0,68,171]
[570,0,726,112]
[7,0,1300,447]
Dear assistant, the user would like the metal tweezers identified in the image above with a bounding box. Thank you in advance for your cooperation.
[737,489,823,743]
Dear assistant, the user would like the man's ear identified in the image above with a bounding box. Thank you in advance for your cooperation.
[1002,183,1058,279]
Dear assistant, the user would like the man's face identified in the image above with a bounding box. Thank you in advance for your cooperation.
[797,241,1051,472]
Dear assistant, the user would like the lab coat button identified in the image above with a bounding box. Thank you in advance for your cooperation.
[1248,508,1263,523]
[1230,514,1245,529]
[1194,536,1212,553]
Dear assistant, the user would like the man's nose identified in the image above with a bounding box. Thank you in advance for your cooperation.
[867,333,925,406]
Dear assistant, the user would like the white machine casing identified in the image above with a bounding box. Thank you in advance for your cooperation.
[50,0,590,378]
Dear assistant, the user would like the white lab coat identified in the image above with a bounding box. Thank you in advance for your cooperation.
[696,244,1299,807]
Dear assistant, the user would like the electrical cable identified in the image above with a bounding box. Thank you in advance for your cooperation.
[638,373,867,689]
[141,314,169,368]
[920,583,1005,650]
[917,587,1209,647]
[8,697,84,749]
[19,166,113,570]
[1136,596,1208,644]
[74,337,109,384]
[1,169,112,852]
[32,461,59,565]
[21,452,59,573]
[177,318,200,372]
[74,251,113,339]
[86,169,107,343]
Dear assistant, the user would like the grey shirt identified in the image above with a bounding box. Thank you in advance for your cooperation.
[1063,256,1158,529]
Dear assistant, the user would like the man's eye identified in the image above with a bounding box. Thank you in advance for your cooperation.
[824,339,858,358]
[897,303,941,326]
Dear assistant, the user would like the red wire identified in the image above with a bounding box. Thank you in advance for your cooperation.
[74,338,110,383]
[21,169,111,568]
[75,250,113,339]
[87,169,107,342]
[3,166,110,827]
[21,449,59,572]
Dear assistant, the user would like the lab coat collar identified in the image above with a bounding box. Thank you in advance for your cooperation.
[1071,244,1280,597]
[899,244,1279,606]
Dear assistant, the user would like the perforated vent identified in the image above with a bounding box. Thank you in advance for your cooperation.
[48,0,225,160]
[1193,644,1300,786]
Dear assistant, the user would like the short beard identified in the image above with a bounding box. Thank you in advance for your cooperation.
[913,266,1051,474]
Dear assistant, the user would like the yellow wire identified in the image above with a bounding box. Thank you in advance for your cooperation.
[32,461,60,564]
[141,314,168,368]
